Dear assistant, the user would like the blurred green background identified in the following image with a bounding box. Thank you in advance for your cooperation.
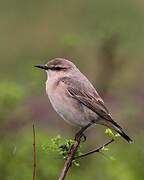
[0,0,144,179]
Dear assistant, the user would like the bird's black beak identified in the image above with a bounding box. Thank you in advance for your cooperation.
[34,64,48,70]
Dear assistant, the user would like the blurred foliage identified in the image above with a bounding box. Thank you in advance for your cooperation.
[0,81,25,121]
[62,33,81,48]
[0,0,144,179]
[42,135,82,166]
[0,130,144,180]
[42,129,120,167]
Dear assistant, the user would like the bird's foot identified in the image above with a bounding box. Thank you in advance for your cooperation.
[74,124,91,142]
[81,133,87,142]
[75,132,87,142]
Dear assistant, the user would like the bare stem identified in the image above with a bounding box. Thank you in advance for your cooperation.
[32,124,36,180]
[58,124,91,180]
[58,140,80,180]
[74,138,114,160]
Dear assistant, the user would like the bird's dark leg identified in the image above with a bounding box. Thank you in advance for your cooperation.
[59,124,90,151]
[75,123,91,142]
[81,133,87,142]
[75,132,87,142]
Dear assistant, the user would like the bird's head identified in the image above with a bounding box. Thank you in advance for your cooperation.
[35,58,77,79]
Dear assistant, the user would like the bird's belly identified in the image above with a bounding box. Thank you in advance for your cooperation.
[47,89,90,127]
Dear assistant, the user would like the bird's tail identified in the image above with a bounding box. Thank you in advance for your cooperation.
[99,119,133,143]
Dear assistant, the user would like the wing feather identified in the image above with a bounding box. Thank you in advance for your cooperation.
[60,77,133,143]
[60,76,111,121]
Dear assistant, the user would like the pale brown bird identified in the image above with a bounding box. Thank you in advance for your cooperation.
[35,58,132,143]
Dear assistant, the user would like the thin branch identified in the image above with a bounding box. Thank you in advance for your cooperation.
[59,140,80,180]
[58,124,115,180]
[74,138,114,160]
[32,124,36,180]
[58,124,91,180]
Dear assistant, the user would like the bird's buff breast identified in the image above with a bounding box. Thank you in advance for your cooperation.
[46,80,89,126]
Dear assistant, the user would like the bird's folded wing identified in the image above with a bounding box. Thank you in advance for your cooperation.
[61,77,112,121]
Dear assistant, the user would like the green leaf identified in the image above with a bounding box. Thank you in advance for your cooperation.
[109,156,116,161]
[102,147,109,151]
[105,128,115,138]
[42,136,82,167]
[105,128,121,139]
[115,133,121,137]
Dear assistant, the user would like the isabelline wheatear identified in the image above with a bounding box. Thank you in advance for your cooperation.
[35,58,132,143]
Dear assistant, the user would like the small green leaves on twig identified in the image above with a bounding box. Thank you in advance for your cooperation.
[105,128,120,140]
[101,128,121,161]
[42,135,82,166]
[42,129,120,168]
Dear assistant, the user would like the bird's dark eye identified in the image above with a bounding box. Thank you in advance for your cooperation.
[52,66,62,71]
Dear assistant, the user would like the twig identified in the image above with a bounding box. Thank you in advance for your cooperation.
[59,140,80,180]
[32,124,36,180]
[74,138,114,160]
[59,124,91,180]
[58,124,115,180]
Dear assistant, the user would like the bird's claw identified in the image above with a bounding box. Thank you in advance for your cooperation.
[75,133,87,142]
